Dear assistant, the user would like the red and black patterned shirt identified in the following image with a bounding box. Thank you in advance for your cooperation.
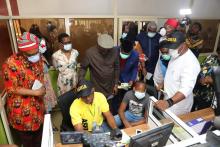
[2,54,45,131]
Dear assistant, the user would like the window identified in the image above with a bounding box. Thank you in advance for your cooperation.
[0,20,13,92]
[69,18,114,61]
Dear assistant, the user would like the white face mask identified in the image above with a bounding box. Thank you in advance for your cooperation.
[39,39,47,53]
[39,46,47,53]
[148,32,156,38]
[159,28,166,37]
[134,91,146,100]
[63,43,72,51]
[27,53,40,63]
[169,49,179,59]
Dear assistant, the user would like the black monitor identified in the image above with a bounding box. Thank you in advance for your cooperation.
[129,123,174,147]
[211,66,220,116]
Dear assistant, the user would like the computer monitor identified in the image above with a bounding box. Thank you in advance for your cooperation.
[129,123,174,147]
[211,66,220,116]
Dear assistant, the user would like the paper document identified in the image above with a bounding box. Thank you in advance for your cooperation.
[32,79,43,90]
[146,72,153,80]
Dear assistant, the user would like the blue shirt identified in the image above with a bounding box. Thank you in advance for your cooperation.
[117,47,139,83]
[136,32,160,74]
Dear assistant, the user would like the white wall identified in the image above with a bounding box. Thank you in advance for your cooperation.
[17,0,113,15]
[118,0,191,17]
[17,0,220,19]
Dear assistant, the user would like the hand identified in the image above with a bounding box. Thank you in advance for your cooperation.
[178,43,188,55]
[200,77,206,85]
[124,121,132,128]
[154,100,169,111]
[110,128,122,141]
[129,81,133,86]
[155,83,163,91]
[34,86,46,97]
[205,76,213,84]
[112,84,118,95]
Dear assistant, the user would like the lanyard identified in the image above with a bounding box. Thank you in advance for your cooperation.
[88,104,96,119]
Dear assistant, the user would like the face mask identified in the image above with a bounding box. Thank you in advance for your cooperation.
[120,52,130,59]
[161,54,171,61]
[121,32,127,39]
[39,47,47,54]
[134,91,145,100]
[39,39,47,53]
[148,32,156,38]
[169,49,179,59]
[27,53,40,63]
[159,28,166,37]
[63,43,72,51]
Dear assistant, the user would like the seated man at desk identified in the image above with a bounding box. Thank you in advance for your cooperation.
[70,80,120,133]
[114,81,149,128]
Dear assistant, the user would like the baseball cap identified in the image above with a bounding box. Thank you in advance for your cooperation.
[76,80,94,98]
[160,31,185,49]
[97,34,114,49]
[165,18,179,29]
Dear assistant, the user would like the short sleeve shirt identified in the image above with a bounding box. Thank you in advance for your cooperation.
[122,90,149,117]
[2,54,45,131]
[69,92,109,131]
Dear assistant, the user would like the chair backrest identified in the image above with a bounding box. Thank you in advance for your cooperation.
[58,90,77,131]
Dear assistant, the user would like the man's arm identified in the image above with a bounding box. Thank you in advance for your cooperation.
[2,62,45,97]
[102,111,118,129]
[12,87,46,97]
[78,52,90,82]
[155,91,185,111]
[118,102,132,128]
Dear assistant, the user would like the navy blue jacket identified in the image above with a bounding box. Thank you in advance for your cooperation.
[136,32,160,74]
[117,47,139,83]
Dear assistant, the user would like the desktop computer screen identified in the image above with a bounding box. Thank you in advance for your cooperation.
[211,66,220,116]
[129,123,174,147]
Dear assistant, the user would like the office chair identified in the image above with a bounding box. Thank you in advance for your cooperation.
[58,89,77,131]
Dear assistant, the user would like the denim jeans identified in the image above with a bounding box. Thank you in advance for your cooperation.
[114,111,144,127]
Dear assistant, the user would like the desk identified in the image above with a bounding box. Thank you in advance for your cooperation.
[178,107,215,122]
[55,124,150,147]
[55,108,215,147]
[160,107,215,124]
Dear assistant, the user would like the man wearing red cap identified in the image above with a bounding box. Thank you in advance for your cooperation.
[164,18,179,35]
[2,32,46,147]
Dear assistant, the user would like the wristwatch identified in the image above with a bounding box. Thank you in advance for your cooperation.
[166,98,174,107]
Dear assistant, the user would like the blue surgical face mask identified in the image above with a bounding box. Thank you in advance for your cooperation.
[63,43,72,51]
[148,32,156,38]
[27,53,40,63]
[161,54,171,61]
[134,91,146,100]
[120,52,130,59]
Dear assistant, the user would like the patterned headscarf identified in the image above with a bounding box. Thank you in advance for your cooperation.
[18,32,39,52]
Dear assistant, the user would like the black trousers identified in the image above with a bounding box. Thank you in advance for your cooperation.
[110,89,128,115]
[13,125,43,147]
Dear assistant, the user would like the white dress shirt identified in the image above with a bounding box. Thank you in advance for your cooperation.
[154,49,201,115]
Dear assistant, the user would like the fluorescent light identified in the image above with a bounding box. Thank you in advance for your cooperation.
[180,9,192,15]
